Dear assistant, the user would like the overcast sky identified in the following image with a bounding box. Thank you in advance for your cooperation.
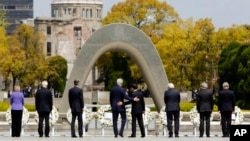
[34,0,250,29]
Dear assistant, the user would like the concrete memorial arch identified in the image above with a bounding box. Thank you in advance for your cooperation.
[60,23,169,112]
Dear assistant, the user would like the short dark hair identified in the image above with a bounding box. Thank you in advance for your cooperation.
[74,79,80,85]
[130,84,137,89]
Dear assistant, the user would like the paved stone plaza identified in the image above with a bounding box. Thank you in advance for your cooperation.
[0,131,229,141]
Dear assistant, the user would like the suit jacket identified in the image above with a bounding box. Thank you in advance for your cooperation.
[10,91,24,110]
[164,88,180,111]
[110,85,134,112]
[130,90,145,114]
[68,86,84,112]
[218,89,235,111]
[35,87,53,112]
[196,89,213,112]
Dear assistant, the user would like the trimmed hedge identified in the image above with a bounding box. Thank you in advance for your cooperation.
[0,102,36,111]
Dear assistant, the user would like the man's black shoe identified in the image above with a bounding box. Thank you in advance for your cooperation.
[72,135,78,138]
[119,134,123,137]
[175,135,179,137]
[79,135,83,138]
[45,135,49,138]
[128,135,136,138]
[168,135,173,138]
[141,135,145,138]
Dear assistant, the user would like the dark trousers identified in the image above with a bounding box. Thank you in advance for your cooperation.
[199,111,211,137]
[221,111,232,136]
[11,110,23,137]
[131,113,145,137]
[166,111,180,136]
[112,110,126,136]
[38,112,50,137]
[71,112,83,136]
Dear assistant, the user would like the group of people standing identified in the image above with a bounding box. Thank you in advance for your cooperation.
[163,81,235,138]
[8,80,83,138]
[9,78,235,138]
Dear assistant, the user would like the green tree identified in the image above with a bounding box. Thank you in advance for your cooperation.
[0,10,9,28]
[104,52,132,90]
[47,55,67,94]
[218,42,250,109]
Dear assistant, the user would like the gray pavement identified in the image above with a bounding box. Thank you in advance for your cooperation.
[0,131,230,141]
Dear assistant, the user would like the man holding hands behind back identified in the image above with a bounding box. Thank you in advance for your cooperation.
[68,79,84,138]
[164,83,180,138]
[196,82,214,138]
[35,80,53,137]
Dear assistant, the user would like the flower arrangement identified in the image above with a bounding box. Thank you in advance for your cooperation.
[95,105,113,127]
[159,106,183,126]
[189,106,200,127]
[66,107,93,126]
[231,106,244,124]
[189,106,214,127]
[126,107,153,126]
[34,106,59,126]
[5,106,30,126]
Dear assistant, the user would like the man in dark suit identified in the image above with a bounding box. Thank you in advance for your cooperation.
[68,79,84,138]
[196,82,214,137]
[218,82,235,137]
[127,84,146,138]
[110,78,139,138]
[35,80,53,137]
[164,83,180,138]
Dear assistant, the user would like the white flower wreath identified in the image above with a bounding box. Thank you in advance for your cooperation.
[126,107,153,126]
[189,106,214,127]
[66,107,93,126]
[95,105,113,127]
[34,106,59,126]
[5,106,29,126]
[231,106,244,124]
[159,106,183,126]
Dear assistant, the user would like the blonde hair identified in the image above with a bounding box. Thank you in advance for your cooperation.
[14,85,21,91]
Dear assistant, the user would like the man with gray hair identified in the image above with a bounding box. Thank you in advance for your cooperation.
[218,82,235,137]
[196,82,214,137]
[35,80,53,137]
[109,78,139,138]
[164,83,180,138]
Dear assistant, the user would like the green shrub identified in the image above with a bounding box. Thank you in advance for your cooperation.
[0,102,10,111]
[0,102,36,111]
[150,102,218,112]
[180,102,196,111]
[24,105,36,111]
